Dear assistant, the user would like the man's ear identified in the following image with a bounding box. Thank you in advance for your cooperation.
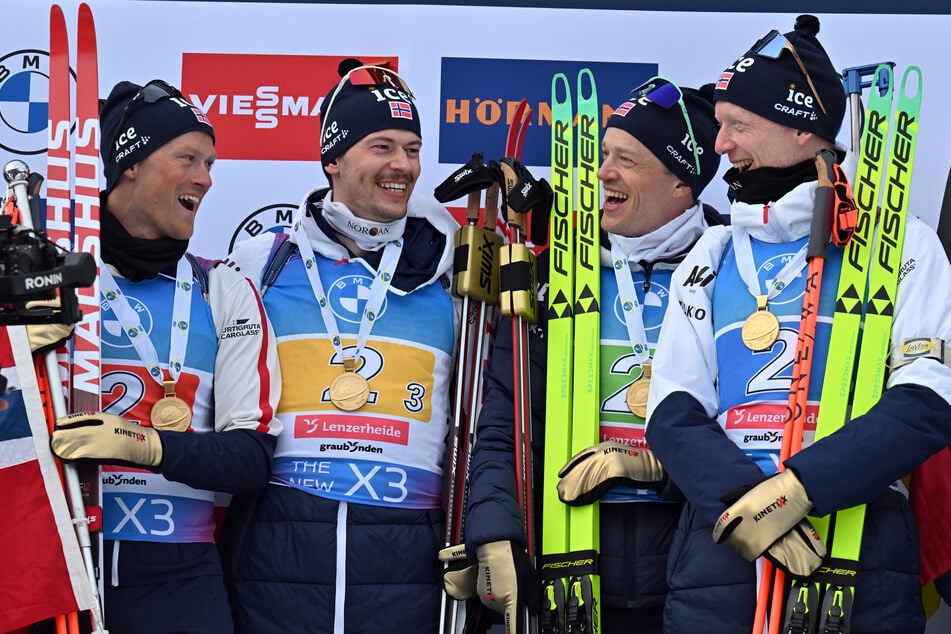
[121,164,138,183]
[672,179,694,201]
[795,129,816,146]
[324,159,340,177]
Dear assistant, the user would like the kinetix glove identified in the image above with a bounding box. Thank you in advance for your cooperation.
[438,544,477,600]
[765,518,826,578]
[26,300,74,356]
[557,441,665,506]
[51,412,164,469]
[475,540,539,634]
[712,469,813,561]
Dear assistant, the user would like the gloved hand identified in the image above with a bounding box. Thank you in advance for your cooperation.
[557,441,665,506]
[51,412,164,469]
[26,300,74,356]
[765,517,826,578]
[475,540,539,633]
[438,543,477,600]
[712,469,813,561]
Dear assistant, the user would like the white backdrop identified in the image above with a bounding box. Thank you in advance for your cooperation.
[1,0,949,628]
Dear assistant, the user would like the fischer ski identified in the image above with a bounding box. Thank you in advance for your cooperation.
[781,64,922,634]
[539,68,601,634]
[539,72,573,634]
[776,65,894,634]
[817,65,920,634]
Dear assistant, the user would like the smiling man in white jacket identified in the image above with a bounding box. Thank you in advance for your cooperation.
[646,14,951,634]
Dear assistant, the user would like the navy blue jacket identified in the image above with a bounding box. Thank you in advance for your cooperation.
[466,248,686,621]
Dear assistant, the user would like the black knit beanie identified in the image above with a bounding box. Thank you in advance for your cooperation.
[99,79,215,193]
[319,59,421,168]
[606,78,721,195]
[714,15,846,143]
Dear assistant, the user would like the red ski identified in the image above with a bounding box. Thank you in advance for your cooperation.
[46,4,106,632]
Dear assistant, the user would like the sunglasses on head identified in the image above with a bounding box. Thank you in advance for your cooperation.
[750,29,828,117]
[319,65,415,146]
[631,76,701,176]
[107,79,183,162]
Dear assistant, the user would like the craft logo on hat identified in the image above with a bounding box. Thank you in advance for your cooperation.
[722,55,820,124]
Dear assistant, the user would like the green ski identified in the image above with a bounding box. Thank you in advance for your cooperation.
[540,68,601,634]
[793,65,922,634]
[567,68,601,634]
[540,72,573,634]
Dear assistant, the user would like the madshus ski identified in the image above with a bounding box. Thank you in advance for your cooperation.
[782,64,921,634]
[539,68,601,634]
[47,4,106,632]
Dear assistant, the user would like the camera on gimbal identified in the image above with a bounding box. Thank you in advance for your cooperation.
[0,162,96,326]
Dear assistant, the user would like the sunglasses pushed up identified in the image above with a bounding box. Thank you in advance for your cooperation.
[107,79,183,163]
[630,76,701,176]
[319,65,415,145]
[750,29,828,117]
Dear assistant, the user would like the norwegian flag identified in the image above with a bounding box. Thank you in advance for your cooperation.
[191,107,212,126]
[716,71,734,91]
[0,328,96,631]
[613,101,636,117]
[390,101,413,120]
[911,448,951,587]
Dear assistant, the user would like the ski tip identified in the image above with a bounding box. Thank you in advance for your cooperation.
[51,3,66,21]
[900,66,923,101]
[577,68,597,104]
[552,74,571,106]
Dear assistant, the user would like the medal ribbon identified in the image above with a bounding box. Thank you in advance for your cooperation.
[100,257,193,386]
[609,237,651,364]
[292,215,403,368]
[731,227,809,304]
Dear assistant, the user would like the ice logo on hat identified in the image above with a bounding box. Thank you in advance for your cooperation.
[777,85,819,122]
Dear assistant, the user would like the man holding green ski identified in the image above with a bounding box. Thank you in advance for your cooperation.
[647,14,951,634]
[459,77,723,633]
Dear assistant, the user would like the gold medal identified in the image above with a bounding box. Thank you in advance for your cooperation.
[742,295,780,351]
[150,380,193,431]
[625,364,651,418]
[329,357,370,411]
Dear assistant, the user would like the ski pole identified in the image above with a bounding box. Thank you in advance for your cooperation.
[438,153,502,634]
[498,101,538,634]
[4,160,107,633]
[752,148,840,634]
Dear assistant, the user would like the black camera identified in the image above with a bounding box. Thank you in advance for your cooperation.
[0,161,96,326]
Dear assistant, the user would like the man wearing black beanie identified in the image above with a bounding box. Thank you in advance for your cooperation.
[455,76,724,633]
[221,60,459,633]
[647,15,951,633]
[49,79,281,633]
